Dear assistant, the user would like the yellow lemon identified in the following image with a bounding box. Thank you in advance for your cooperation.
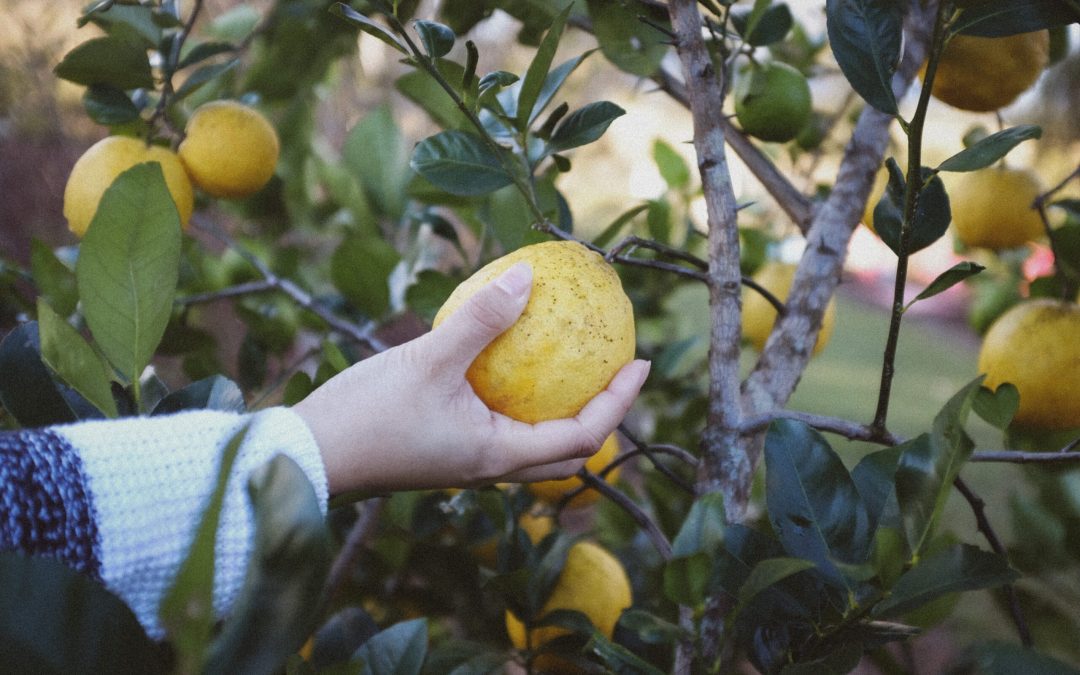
[922,30,1049,112]
[63,135,194,237]
[505,540,631,650]
[951,167,1044,250]
[433,241,636,424]
[473,508,555,567]
[978,299,1080,430]
[178,100,280,198]
[742,261,836,355]
[527,433,621,508]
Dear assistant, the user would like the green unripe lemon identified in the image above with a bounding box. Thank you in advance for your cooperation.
[734,62,812,143]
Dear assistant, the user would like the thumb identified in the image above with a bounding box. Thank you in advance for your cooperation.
[430,262,533,369]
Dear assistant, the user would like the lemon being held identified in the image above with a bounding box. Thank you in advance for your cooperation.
[63,135,194,237]
[178,100,280,198]
[433,241,636,424]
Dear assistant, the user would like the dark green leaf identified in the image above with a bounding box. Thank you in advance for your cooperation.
[550,101,625,151]
[765,419,872,587]
[30,240,78,317]
[204,455,333,674]
[653,139,690,191]
[37,300,118,418]
[851,446,903,533]
[529,52,594,127]
[587,631,667,675]
[160,424,250,673]
[351,619,428,675]
[54,35,154,89]
[80,3,163,47]
[530,533,577,614]
[732,2,795,46]
[83,84,140,125]
[663,552,712,606]
[825,0,902,114]
[954,1,1080,37]
[671,491,726,556]
[516,5,573,130]
[331,236,401,318]
[344,105,411,219]
[410,130,513,196]
[736,557,817,610]
[873,544,1018,618]
[973,383,1019,430]
[478,70,519,95]
[874,160,952,255]
[586,0,670,76]
[1050,224,1080,281]
[177,41,237,70]
[76,163,181,385]
[482,177,564,251]
[646,197,672,244]
[152,375,245,415]
[0,553,165,674]
[308,607,379,670]
[617,609,687,646]
[592,203,649,248]
[967,640,1080,674]
[0,323,77,427]
[414,19,455,58]
[906,262,985,309]
[330,3,408,53]
[173,59,240,100]
[937,125,1042,173]
[422,639,506,675]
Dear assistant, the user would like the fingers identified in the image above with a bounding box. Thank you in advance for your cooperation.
[428,263,532,371]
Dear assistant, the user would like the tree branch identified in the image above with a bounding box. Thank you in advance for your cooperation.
[577,469,673,560]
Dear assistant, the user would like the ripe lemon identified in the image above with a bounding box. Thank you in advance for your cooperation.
[978,299,1080,430]
[742,261,836,355]
[527,433,621,508]
[178,100,280,198]
[734,62,812,143]
[921,30,1049,111]
[505,540,631,650]
[951,166,1044,250]
[433,241,636,424]
[472,508,555,567]
[63,135,194,237]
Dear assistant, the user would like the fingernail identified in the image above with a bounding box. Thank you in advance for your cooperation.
[636,359,652,384]
[495,262,532,298]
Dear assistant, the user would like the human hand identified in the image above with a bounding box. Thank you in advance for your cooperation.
[292,262,650,496]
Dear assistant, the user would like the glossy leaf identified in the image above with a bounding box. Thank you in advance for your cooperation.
[592,203,649,248]
[765,419,872,587]
[331,236,401,318]
[176,41,237,70]
[954,0,1080,37]
[351,618,428,675]
[973,383,1019,430]
[79,3,163,47]
[671,491,726,557]
[344,104,411,219]
[873,160,952,256]
[37,300,118,418]
[0,323,77,427]
[76,163,181,385]
[825,0,902,114]
[736,557,817,611]
[617,609,687,646]
[204,455,333,674]
[663,552,711,606]
[588,632,666,675]
[54,35,154,89]
[397,60,473,130]
[83,84,140,125]
[174,60,240,100]
[529,52,594,127]
[330,3,408,54]
[851,446,903,534]
[152,375,245,415]
[410,130,513,196]
[414,19,455,58]
[873,544,1018,618]
[653,139,690,191]
[549,101,625,151]
[516,5,573,130]
[30,240,78,318]
[307,607,379,670]
[732,2,794,46]
[586,0,670,76]
[937,125,1042,172]
[905,262,985,309]
[0,553,164,674]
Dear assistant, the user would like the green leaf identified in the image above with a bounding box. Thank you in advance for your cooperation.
[937,125,1042,172]
[529,51,595,126]
[76,163,181,384]
[330,3,408,54]
[895,379,982,558]
[331,236,401,318]
[851,446,903,534]
[159,424,250,673]
[671,491,726,557]
[764,419,872,587]
[825,0,902,115]
[732,2,795,46]
[152,375,245,415]
[204,455,333,674]
[343,105,411,219]
[410,130,513,196]
[592,203,649,248]
[586,0,670,76]
[173,59,240,100]
[873,544,1018,618]
[0,553,164,674]
[414,19,455,58]
[736,557,817,611]
[663,552,712,606]
[954,1,1080,37]
[653,139,690,191]
[516,4,573,131]
[973,383,1019,430]
[587,631,667,675]
[83,84,140,125]
[54,35,154,89]
[549,101,625,152]
[874,160,952,256]
[30,240,78,317]
[617,609,687,646]
[37,300,118,418]
[352,619,428,675]
[967,640,1080,674]
[905,262,985,309]
[397,59,473,130]
[530,533,577,614]
[80,3,163,47]
[308,607,379,670]
[177,41,237,70]
[406,270,459,323]
[0,323,78,427]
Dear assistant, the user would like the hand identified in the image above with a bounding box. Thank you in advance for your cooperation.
[292,262,650,496]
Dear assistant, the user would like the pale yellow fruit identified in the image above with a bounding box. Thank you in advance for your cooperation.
[951,167,1044,250]
[505,540,631,650]
[922,31,1049,112]
[63,135,194,237]
[528,433,621,508]
[433,241,636,424]
[742,262,836,355]
[178,100,280,198]
[863,166,889,232]
[472,508,555,567]
[978,299,1080,430]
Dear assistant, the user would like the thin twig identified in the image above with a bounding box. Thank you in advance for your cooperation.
[740,409,900,446]
[149,0,204,142]
[177,279,276,305]
[970,449,1080,464]
[578,470,673,560]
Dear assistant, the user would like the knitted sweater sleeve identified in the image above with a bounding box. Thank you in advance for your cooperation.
[0,407,328,639]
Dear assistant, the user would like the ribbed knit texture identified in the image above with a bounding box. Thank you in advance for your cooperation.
[56,407,328,639]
